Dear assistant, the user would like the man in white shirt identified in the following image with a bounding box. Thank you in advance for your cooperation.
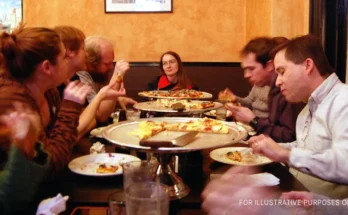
[77,36,137,123]
[249,35,348,198]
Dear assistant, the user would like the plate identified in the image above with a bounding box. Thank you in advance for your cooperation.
[138,90,212,100]
[103,117,248,153]
[90,126,108,138]
[134,101,222,113]
[210,147,272,166]
[68,153,140,176]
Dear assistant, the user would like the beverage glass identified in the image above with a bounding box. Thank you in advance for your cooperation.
[122,160,154,190]
[126,109,141,121]
[108,190,126,215]
[125,182,169,215]
[216,107,227,120]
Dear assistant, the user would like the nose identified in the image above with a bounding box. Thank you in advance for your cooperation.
[275,75,282,87]
[244,71,251,79]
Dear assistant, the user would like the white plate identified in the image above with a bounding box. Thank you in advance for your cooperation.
[90,126,108,138]
[210,147,272,166]
[68,153,141,176]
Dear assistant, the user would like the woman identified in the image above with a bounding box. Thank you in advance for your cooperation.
[0,25,90,175]
[147,51,198,90]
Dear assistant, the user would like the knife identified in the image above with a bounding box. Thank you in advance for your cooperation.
[139,131,198,147]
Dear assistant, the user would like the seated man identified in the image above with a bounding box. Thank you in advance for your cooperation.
[77,36,137,124]
[222,37,300,143]
[249,35,348,198]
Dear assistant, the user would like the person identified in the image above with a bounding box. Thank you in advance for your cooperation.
[0,25,90,175]
[249,35,348,198]
[0,103,50,215]
[221,37,299,143]
[76,36,136,123]
[147,51,198,91]
[54,26,126,139]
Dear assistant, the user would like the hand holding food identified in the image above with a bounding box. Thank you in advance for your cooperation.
[218,88,237,103]
[113,59,130,78]
[63,80,91,105]
[225,104,255,124]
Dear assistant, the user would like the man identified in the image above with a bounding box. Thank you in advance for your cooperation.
[77,36,136,123]
[249,35,348,198]
[223,37,299,143]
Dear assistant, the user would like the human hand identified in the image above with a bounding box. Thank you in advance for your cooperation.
[218,88,236,102]
[63,80,91,104]
[225,103,255,124]
[0,102,41,159]
[248,134,290,163]
[202,166,276,215]
[113,59,130,77]
[117,96,138,110]
[99,83,126,101]
[280,191,314,209]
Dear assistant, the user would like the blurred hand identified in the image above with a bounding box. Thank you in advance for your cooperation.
[218,88,236,102]
[248,134,290,163]
[1,102,41,159]
[99,83,126,101]
[225,103,255,124]
[113,59,130,77]
[63,80,91,104]
[280,191,314,209]
[117,96,138,110]
[202,166,277,215]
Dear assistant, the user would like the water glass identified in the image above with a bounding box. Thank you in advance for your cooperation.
[126,109,141,121]
[122,160,154,190]
[125,182,169,215]
[216,107,227,120]
[108,190,126,215]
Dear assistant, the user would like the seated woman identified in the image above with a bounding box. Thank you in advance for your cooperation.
[147,51,198,91]
[0,25,90,175]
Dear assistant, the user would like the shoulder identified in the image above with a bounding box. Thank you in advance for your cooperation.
[77,71,94,83]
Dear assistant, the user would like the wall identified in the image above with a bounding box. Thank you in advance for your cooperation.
[24,0,309,62]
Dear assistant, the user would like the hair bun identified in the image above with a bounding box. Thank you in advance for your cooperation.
[0,32,18,59]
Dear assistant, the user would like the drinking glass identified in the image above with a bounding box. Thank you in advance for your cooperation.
[216,107,227,120]
[126,109,141,121]
[108,190,126,215]
[122,160,154,190]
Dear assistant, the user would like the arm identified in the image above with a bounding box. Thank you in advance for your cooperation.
[236,87,255,108]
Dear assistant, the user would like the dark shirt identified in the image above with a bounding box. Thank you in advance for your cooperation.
[147,75,199,91]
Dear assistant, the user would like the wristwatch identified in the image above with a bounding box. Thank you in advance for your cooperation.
[249,117,259,129]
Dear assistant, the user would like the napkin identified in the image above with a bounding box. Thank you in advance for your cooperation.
[36,193,69,215]
[90,142,105,154]
[249,173,280,186]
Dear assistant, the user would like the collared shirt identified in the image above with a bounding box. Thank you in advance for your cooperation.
[285,73,348,184]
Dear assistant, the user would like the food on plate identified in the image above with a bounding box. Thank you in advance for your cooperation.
[129,121,167,139]
[140,89,206,98]
[157,99,215,110]
[96,164,119,173]
[226,151,242,162]
[164,117,229,134]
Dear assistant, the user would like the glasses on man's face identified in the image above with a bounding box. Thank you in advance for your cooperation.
[162,59,177,67]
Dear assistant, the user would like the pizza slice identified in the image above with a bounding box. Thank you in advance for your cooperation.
[226,151,242,162]
[165,118,229,134]
[129,120,167,139]
[96,164,119,173]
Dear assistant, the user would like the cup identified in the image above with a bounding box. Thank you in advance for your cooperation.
[216,107,227,120]
[122,160,154,190]
[126,109,141,121]
[108,190,126,215]
[125,182,169,215]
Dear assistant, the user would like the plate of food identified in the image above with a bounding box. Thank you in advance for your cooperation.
[134,100,222,113]
[90,126,108,138]
[103,117,248,153]
[138,89,212,99]
[209,147,272,166]
[68,153,141,176]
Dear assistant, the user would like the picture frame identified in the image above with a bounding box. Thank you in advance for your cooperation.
[0,0,23,33]
[105,0,172,13]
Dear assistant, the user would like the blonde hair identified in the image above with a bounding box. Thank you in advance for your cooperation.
[85,36,113,66]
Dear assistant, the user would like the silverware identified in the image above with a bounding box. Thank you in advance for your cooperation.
[139,131,198,147]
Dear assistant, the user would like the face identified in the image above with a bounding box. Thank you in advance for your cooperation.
[66,43,87,79]
[51,42,69,86]
[162,54,179,77]
[95,44,114,74]
[274,50,308,102]
[241,53,272,87]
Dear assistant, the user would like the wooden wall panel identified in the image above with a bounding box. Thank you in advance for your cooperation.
[23,0,309,62]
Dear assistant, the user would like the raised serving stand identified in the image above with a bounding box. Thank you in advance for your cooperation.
[103,117,247,200]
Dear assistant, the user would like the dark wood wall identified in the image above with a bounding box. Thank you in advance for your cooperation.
[123,62,252,101]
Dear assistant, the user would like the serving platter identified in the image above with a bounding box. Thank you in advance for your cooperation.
[133,101,222,113]
[103,117,248,153]
[138,90,213,100]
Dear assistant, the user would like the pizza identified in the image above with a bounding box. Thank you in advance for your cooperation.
[164,117,229,134]
[129,121,167,139]
[157,99,215,109]
[96,164,119,173]
[140,89,206,98]
[226,151,242,162]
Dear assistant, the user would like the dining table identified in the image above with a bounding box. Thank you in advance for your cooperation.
[31,135,308,215]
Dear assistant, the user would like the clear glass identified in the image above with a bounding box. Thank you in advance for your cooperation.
[108,190,126,215]
[125,182,169,215]
[122,160,154,190]
[126,109,141,121]
[216,107,227,120]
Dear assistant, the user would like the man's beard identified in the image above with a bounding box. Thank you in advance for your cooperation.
[90,70,112,84]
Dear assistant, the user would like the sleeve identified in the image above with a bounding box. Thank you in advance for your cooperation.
[0,143,49,215]
[236,87,254,108]
[42,99,83,174]
[256,97,297,143]
[279,141,298,150]
[289,97,348,184]
[76,72,97,103]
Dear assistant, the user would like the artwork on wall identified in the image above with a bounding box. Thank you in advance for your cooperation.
[105,0,172,13]
[0,0,22,33]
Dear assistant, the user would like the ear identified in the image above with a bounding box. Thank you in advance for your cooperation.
[39,60,52,76]
[265,60,274,73]
[303,58,314,75]
[66,49,75,57]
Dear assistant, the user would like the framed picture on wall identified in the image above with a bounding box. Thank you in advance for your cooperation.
[0,0,22,33]
[105,0,172,13]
